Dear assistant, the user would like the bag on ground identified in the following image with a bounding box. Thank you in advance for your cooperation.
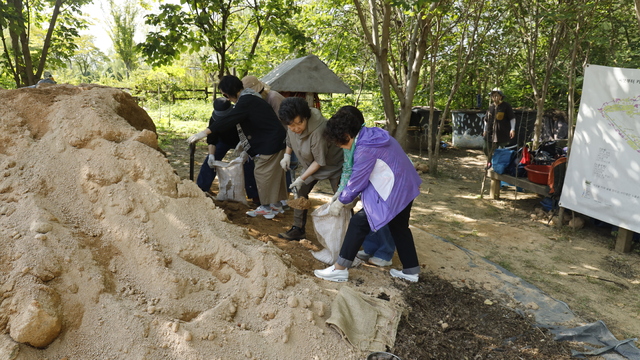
[311,202,351,264]
[210,155,247,204]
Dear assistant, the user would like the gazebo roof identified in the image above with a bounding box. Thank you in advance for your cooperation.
[261,54,353,94]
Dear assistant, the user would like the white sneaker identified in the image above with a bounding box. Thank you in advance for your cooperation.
[270,204,284,214]
[368,257,393,267]
[356,250,371,261]
[314,265,348,282]
[246,205,274,219]
[390,269,419,282]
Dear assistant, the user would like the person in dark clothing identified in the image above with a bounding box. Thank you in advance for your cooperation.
[187,98,259,201]
[211,75,288,219]
[483,88,516,165]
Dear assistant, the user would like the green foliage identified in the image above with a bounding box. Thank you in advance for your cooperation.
[0,0,91,86]
[108,0,140,75]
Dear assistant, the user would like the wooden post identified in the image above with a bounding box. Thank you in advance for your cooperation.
[615,228,634,253]
[305,92,315,109]
[555,207,565,228]
[489,178,501,199]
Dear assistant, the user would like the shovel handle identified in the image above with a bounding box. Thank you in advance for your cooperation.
[189,143,196,181]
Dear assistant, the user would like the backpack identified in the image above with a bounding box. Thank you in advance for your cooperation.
[548,157,568,197]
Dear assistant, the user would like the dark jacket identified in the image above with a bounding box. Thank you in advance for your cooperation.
[486,101,515,143]
[208,90,286,157]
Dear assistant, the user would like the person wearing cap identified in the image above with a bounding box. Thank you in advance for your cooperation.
[241,75,285,119]
[277,97,343,240]
[483,88,516,164]
[37,71,56,85]
[209,75,287,219]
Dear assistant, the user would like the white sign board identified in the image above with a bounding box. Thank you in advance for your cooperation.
[560,64,640,233]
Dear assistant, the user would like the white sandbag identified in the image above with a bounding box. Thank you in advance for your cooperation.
[210,155,247,204]
[311,203,351,264]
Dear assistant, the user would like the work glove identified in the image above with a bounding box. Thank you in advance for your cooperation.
[187,131,208,144]
[328,199,345,216]
[207,154,216,168]
[331,191,341,203]
[280,153,291,171]
[289,176,305,193]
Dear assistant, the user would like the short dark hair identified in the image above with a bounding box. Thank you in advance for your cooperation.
[219,75,244,97]
[324,106,365,145]
[278,97,311,126]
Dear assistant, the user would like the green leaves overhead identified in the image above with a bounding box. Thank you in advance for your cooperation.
[139,0,305,79]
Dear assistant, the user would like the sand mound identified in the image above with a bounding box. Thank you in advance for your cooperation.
[0,85,378,359]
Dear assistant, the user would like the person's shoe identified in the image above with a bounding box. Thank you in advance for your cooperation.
[368,257,393,267]
[314,265,348,282]
[356,250,371,261]
[390,269,419,282]
[246,205,274,218]
[270,204,285,214]
[278,226,306,241]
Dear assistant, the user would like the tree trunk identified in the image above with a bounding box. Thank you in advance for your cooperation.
[38,0,63,80]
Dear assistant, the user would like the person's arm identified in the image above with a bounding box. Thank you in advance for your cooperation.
[509,118,516,138]
[299,161,320,181]
[187,128,211,144]
[338,148,377,204]
[280,146,293,171]
[291,160,321,191]
[506,104,516,139]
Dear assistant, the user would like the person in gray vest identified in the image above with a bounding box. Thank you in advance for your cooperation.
[277,97,343,240]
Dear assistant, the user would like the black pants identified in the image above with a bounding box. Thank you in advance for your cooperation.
[337,201,420,274]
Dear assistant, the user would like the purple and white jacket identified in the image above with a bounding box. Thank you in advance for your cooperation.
[338,126,422,231]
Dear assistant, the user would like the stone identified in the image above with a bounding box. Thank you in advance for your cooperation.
[9,286,62,348]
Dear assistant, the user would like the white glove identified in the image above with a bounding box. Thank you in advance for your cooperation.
[187,131,208,144]
[280,153,291,171]
[331,191,341,203]
[328,200,345,216]
[207,154,216,168]
[289,176,305,192]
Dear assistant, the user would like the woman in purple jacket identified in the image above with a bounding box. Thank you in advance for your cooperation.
[314,106,422,282]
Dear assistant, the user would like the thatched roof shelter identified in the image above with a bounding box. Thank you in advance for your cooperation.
[261,55,352,98]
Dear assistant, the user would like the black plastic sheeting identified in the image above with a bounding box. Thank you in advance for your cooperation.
[433,234,640,360]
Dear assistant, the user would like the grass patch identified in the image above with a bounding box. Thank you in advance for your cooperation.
[145,100,212,148]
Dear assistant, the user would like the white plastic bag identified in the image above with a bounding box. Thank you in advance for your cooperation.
[210,155,247,204]
[311,202,351,264]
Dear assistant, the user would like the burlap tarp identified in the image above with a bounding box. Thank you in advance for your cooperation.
[326,286,402,352]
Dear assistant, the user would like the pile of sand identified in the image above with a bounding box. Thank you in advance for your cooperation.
[0,85,399,359]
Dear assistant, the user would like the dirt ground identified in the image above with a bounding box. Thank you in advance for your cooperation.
[166,138,640,359]
[7,86,638,359]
